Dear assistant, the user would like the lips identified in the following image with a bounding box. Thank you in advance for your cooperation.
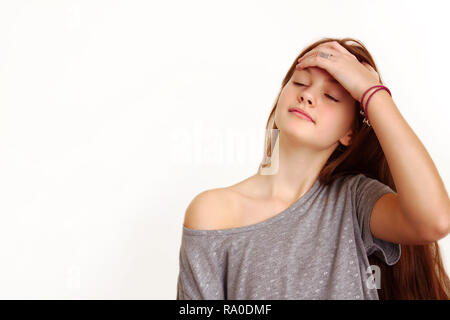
[288,107,315,123]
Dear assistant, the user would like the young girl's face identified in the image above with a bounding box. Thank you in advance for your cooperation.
[274,66,356,150]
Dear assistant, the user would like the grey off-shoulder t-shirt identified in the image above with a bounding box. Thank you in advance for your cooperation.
[176,173,402,300]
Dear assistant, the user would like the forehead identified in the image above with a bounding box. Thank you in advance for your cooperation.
[294,66,338,83]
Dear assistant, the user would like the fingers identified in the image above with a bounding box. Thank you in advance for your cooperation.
[297,48,334,63]
[296,49,333,71]
[298,41,356,64]
[323,40,350,55]
[298,46,335,61]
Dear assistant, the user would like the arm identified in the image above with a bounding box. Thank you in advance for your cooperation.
[178,190,229,300]
[367,90,450,243]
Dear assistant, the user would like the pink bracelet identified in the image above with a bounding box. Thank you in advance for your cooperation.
[359,85,392,126]
[364,87,391,120]
[360,85,391,111]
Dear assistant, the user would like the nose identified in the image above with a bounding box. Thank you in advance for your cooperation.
[298,91,315,106]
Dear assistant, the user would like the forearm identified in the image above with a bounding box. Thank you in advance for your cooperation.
[366,89,450,236]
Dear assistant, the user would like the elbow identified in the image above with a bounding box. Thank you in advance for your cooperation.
[436,202,450,239]
[422,212,450,243]
[435,214,450,240]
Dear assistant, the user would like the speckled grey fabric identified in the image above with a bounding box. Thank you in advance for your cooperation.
[176,173,401,300]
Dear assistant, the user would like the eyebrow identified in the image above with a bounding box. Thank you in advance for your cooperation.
[296,68,340,84]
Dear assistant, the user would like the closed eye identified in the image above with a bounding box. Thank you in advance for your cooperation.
[293,82,339,102]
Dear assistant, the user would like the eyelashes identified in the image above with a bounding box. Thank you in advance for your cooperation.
[293,82,339,102]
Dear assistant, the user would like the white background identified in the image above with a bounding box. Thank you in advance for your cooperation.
[0,0,448,299]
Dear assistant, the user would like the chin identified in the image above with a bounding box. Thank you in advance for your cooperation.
[277,118,312,143]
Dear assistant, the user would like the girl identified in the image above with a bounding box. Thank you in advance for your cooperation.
[177,37,450,299]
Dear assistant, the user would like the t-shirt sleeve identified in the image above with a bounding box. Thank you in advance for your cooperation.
[176,229,227,300]
[353,173,402,266]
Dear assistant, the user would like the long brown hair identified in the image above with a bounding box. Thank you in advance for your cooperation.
[259,37,450,299]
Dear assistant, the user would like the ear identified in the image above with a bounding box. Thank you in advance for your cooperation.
[339,129,353,147]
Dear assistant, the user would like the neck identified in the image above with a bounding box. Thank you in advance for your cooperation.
[256,129,336,203]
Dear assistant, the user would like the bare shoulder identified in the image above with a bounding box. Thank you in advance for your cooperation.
[183,187,238,230]
[183,174,260,230]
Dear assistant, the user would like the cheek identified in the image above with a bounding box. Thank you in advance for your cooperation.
[317,108,351,135]
[277,90,291,107]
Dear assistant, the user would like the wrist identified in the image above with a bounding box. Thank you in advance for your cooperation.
[359,82,383,107]
[359,84,392,127]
